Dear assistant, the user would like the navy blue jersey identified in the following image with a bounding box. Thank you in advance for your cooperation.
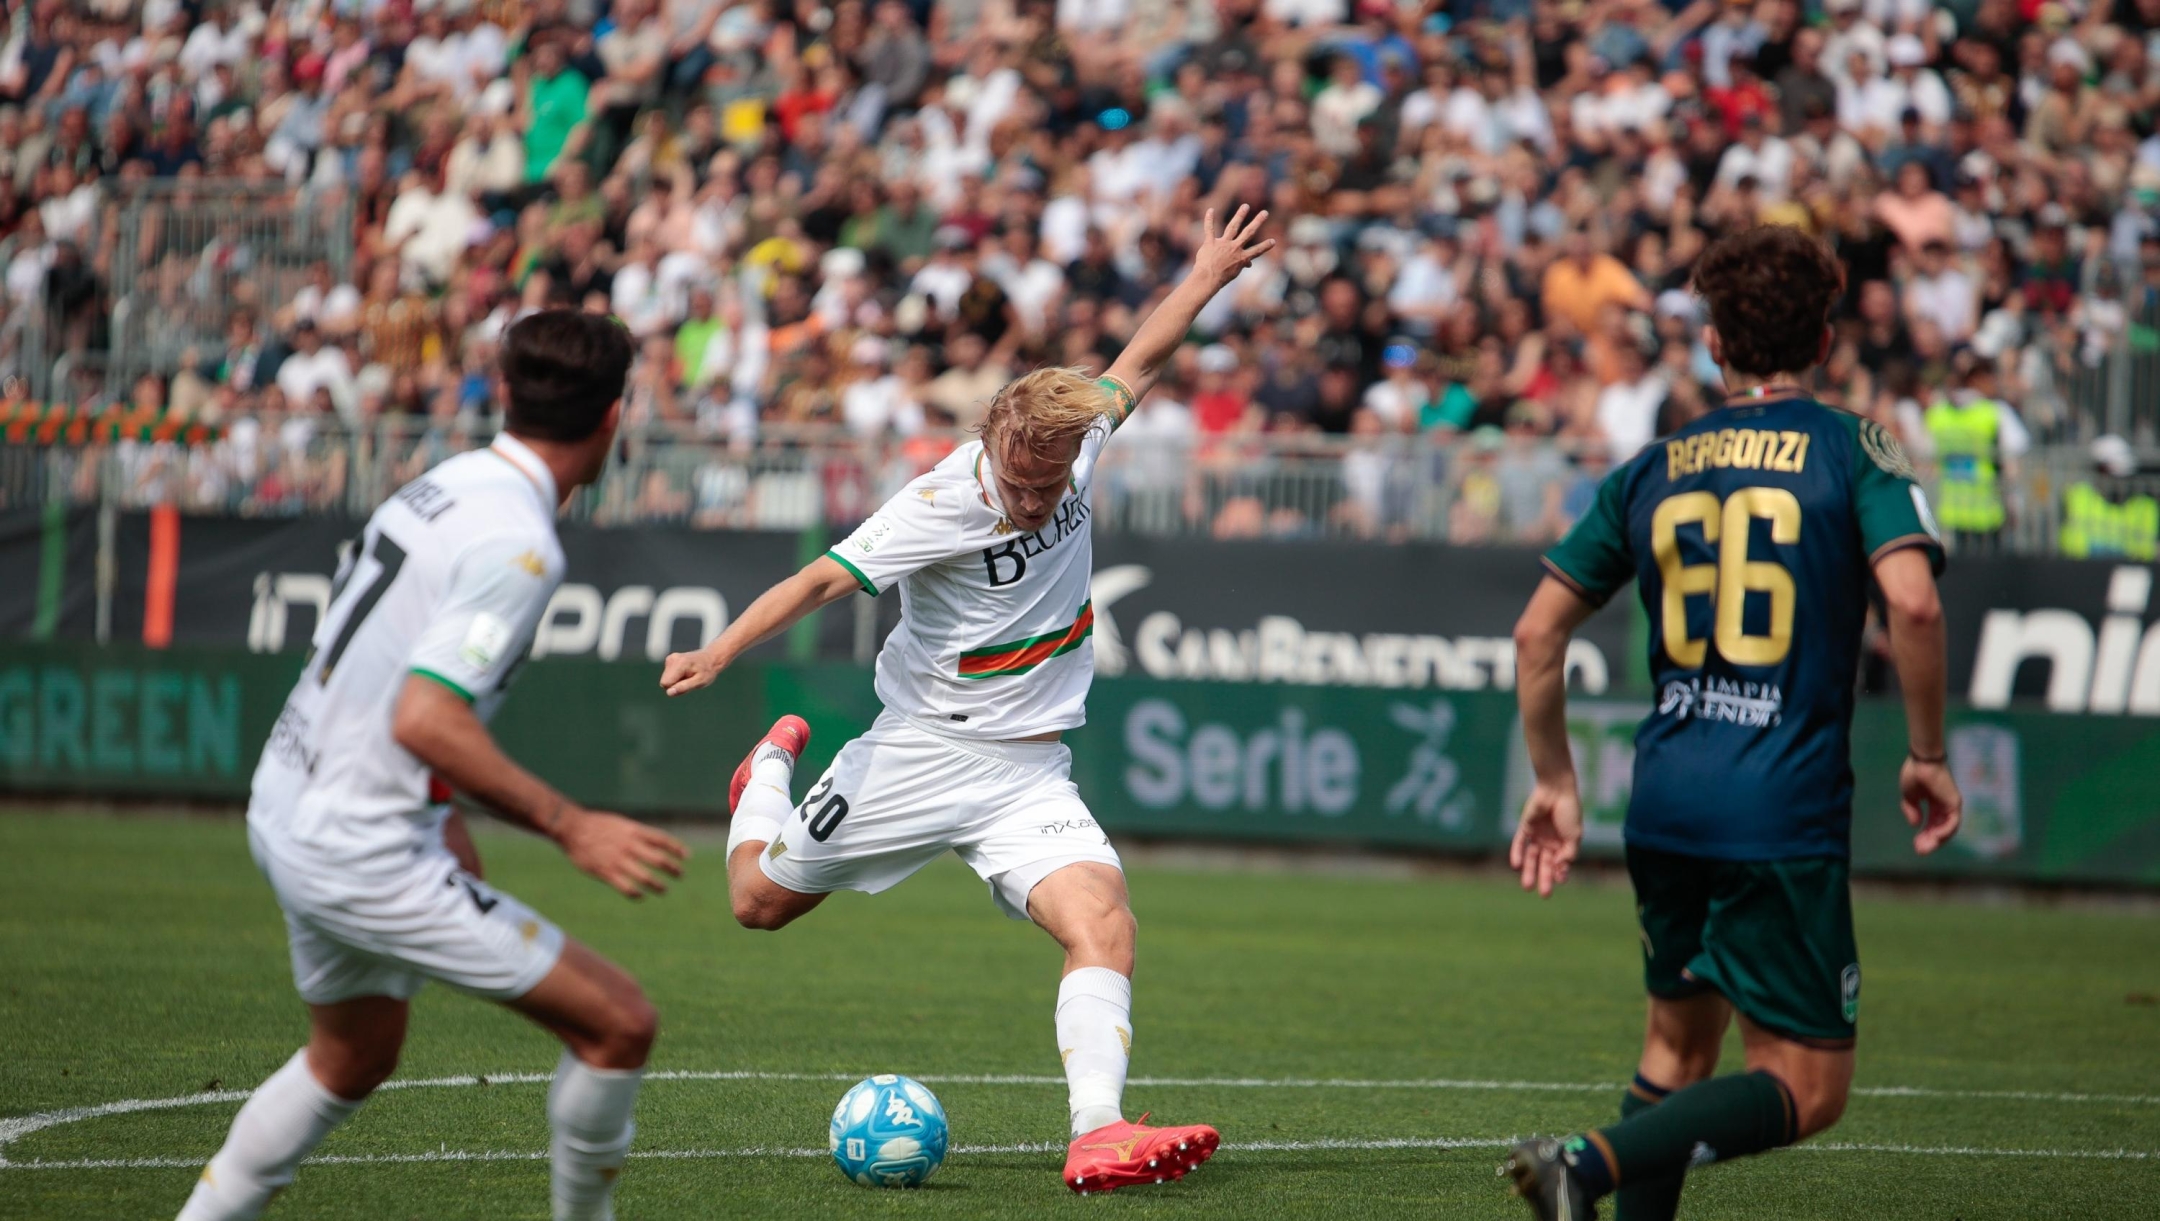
[1543,398,1944,861]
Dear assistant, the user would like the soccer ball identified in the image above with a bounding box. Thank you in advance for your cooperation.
[829,1074,950,1187]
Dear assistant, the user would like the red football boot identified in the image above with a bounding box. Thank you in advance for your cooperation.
[1063,1114,1221,1194]
[728,715,811,814]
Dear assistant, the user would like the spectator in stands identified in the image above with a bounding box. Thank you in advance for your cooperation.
[0,0,2147,547]
[1541,231,1651,337]
[274,320,356,424]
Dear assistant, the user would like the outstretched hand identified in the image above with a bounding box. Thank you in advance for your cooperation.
[661,647,724,697]
[1192,205,1275,290]
[559,806,689,899]
[1509,779,1582,899]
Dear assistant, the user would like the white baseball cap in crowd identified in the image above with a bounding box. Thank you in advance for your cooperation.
[2093,434,2137,478]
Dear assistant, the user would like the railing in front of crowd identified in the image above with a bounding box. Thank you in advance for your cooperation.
[4,179,357,408]
[2,414,2153,557]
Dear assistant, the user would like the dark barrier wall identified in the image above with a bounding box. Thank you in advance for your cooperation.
[11,512,2160,712]
[0,506,99,641]
[4,641,2155,887]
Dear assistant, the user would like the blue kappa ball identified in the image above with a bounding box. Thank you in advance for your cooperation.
[829,1075,950,1187]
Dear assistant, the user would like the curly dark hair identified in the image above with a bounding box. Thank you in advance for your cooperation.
[1691,226,1846,377]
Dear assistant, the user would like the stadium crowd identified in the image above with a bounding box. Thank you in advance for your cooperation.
[0,0,2157,541]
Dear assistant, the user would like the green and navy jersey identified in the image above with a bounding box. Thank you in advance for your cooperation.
[1543,397,1944,861]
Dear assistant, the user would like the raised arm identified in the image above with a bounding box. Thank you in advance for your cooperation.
[1103,205,1275,407]
[661,555,861,696]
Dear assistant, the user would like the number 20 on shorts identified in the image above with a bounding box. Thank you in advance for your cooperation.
[1651,487,1801,669]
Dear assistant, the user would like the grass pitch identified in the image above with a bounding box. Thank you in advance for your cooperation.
[3,810,2158,1220]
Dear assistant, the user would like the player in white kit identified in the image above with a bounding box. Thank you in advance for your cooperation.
[660,206,1275,1193]
[178,312,688,1221]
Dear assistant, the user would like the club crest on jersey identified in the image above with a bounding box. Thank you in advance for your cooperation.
[513,550,545,576]
[1859,420,1917,481]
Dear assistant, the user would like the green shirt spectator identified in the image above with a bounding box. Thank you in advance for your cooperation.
[868,183,940,265]
[523,53,590,183]
[676,295,724,389]
[1422,383,1478,431]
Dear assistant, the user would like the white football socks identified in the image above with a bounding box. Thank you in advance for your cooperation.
[548,1049,643,1221]
[174,1049,363,1221]
[1056,967,1133,1138]
[728,751,797,857]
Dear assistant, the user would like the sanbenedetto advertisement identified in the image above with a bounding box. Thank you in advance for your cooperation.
[13,511,2160,716]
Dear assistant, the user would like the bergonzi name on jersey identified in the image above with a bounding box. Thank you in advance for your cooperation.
[959,600,1094,679]
[981,494,1091,587]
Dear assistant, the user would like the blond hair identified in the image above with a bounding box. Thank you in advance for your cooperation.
[976,366,1115,463]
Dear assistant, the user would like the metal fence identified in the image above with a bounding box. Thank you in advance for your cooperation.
[6,178,358,411]
[101,179,356,398]
[0,416,1556,538]
[7,413,2155,556]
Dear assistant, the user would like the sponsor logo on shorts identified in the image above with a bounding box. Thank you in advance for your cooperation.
[1841,963,1861,1023]
[1038,819,1100,835]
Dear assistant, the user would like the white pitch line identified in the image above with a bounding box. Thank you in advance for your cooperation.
[4,1137,2155,1173]
[6,1071,2159,1169]
[0,1091,254,1148]
[357,1070,2160,1106]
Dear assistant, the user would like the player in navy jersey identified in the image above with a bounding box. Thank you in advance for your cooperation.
[1499,226,1963,1221]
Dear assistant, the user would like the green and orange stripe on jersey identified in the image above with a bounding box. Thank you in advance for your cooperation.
[958,601,1095,679]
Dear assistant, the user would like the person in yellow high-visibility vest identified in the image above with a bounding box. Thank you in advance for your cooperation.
[2060,435,2158,560]
[1921,357,2028,554]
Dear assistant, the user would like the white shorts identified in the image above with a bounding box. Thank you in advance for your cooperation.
[759,711,1123,920]
[248,822,566,1006]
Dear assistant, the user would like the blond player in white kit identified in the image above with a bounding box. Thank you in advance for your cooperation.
[178,311,688,1221]
[660,206,1274,1194]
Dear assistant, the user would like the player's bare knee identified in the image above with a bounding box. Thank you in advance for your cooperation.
[1793,1081,1848,1137]
[1671,1044,1721,1084]
[616,993,660,1062]
[1065,902,1136,972]
[312,1042,399,1098]
[585,990,658,1068]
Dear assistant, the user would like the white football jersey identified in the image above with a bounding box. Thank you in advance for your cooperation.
[828,386,1130,741]
[248,434,566,868]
